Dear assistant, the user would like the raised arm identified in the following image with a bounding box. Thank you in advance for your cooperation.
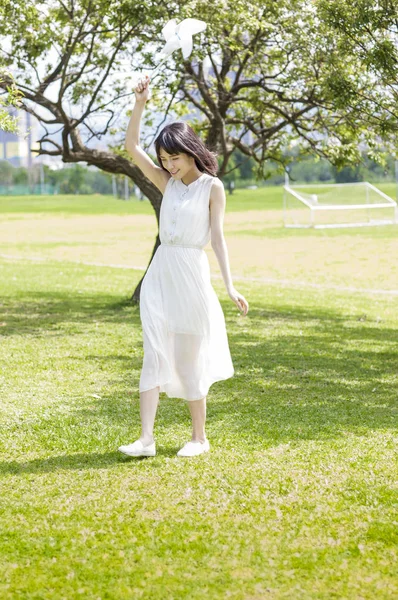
[210,179,249,316]
[125,75,170,194]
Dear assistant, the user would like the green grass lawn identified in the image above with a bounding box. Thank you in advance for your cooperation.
[0,188,279,215]
[0,182,395,215]
[0,191,397,599]
[0,186,320,214]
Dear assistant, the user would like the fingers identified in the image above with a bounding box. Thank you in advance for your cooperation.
[237,297,249,316]
[136,75,150,94]
[139,76,149,87]
[231,292,249,316]
[136,81,146,93]
[236,298,248,316]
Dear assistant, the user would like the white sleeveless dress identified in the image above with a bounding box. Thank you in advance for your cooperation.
[139,172,234,401]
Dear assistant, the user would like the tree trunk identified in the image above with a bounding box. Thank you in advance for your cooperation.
[60,151,162,303]
[61,149,163,304]
[27,142,162,304]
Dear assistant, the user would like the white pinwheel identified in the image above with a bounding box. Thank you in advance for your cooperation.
[157,18,207,61]
[133,18,207,91]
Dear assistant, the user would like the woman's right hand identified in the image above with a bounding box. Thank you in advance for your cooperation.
[134,74,151,103]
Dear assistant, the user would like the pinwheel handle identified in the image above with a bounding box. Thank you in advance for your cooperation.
[148,56,168,79]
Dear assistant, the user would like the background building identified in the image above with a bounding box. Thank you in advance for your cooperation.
[0,107,43,167]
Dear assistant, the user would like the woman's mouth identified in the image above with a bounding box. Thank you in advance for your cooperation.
[170,170,179,176]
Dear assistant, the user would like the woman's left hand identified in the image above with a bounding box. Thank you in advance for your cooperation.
[228,287,249,316]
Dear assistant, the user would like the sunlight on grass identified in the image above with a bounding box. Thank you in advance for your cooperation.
[1,193,397,291]
[0,192,397,599]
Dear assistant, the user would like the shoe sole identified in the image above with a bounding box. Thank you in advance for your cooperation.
[177,447,210,457]
[118,448,156,457]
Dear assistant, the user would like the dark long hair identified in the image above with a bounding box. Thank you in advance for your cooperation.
[154,122,218,177]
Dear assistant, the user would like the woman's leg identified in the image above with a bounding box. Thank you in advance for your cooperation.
[174,333,207,443]
[139,386,160,446]
[187,396,207,443]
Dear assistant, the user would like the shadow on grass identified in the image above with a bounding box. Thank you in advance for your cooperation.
[0,291,140,337]
[0,448,183,476]
[214,303,397,438]
[1,286,397,476]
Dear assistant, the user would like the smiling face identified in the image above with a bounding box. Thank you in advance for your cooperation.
[158,148,196,180]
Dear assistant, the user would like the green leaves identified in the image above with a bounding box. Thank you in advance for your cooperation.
[159,0,396,174]
[1,0,397,181]
[315,0,398,155]
[0,71,24,133]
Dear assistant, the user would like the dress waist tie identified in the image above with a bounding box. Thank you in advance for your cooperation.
[161,242,204,250]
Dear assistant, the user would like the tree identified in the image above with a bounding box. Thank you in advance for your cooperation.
[0,72,23,133]
[316,0,398,162]
[0,2,23,132]
[1,0,395,300]
[0,0,169,300]
[152,0,388,173]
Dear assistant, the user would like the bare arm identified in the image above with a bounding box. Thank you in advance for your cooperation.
[210,179,249,316]
[124,76,170,194]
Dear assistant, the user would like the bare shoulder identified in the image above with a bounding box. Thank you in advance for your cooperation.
[210,177,224,191]
[210,177,225,204]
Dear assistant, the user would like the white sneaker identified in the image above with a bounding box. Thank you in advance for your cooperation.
[177,439,210,457]
[118,439,156,457]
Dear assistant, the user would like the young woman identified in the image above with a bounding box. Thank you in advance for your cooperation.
[118,75,249,458]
